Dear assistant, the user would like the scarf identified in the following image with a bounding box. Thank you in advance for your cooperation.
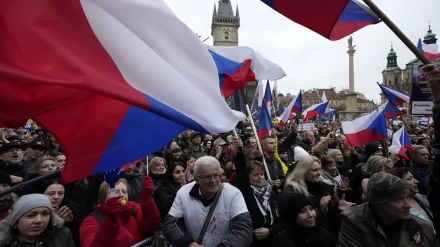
[250,180,273,224]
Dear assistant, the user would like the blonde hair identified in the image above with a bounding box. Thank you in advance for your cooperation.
[148,157,167,174]
[97,178,130,204]
[285,155,324,196]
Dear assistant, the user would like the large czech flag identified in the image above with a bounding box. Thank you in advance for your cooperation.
[0,0,245,183]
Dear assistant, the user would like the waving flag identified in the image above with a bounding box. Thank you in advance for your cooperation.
[261,0,379,40]
[263,82,273,117]
[321,91,330,113]
[388,126,413,160]
[341,108,387,147]
[280,91,302,126]
[208,46,286,98]
[377,83,409,106]
[302,101,329,120]
[379,101,402,119]
[257,84,274,139]
[417,38,440,61]
[250,81,264,120]
[0,0,245,183]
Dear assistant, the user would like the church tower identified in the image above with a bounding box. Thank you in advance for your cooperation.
[381,45,404,103]
[211,0,240,46]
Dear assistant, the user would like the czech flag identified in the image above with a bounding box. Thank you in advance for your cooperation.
[208,46,286,99]
[261,0,379,40]
[302,101,329,120]
[388,126,413,160]
[0,0,245,183]
[417,38,440,61]
[377,83,409,106]
[379,101,402,119]
[279,91,302,126]
[341,108,387,147]
[257,85,274,140]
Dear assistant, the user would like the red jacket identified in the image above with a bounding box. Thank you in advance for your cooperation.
[80,178,160,247]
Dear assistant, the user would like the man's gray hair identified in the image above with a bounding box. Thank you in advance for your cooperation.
[193,156,220,177]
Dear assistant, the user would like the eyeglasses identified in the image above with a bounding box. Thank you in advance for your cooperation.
[197,174,221,181]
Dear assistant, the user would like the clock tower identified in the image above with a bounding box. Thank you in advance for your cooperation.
[211,0,239,47]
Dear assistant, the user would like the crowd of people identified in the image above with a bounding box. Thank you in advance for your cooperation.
[0,65,439,247]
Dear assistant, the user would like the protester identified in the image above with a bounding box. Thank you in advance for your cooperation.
[273,192,336,247]
[261,137,284,193]
[26,155,58,180]
[388,167,434,230]
[232,137,281,247]
[283,155,354,239]
[148,157,167,189]
[122,162,144,203]
[410,145,431,195]
[163,156,253,247]
[0,142,27,185]
[339,172,439,246]
[0,194,75,247]
[361,156,387,202]
[80,175,161,247]
[184,132,208,159]
[153,161,188,220]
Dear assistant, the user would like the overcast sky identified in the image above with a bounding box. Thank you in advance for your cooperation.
[163,0,439,103]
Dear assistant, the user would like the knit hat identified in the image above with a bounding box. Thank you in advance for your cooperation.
[365,156,387,176]
[327,149,341,159]
[280,192,314,223]
[364,142,381,157]
[294,146,309,162]
[169,143,181,153]
[367,172,409,205]
[0,170,12,186]
[190,132,202,141]
[278,146,287,154]
[10,194,52,227]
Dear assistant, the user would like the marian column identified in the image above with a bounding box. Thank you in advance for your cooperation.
[340,36,361,120]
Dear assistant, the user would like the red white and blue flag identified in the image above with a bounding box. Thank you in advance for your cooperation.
[379,101,400,119]
[207,46,286,99]
[0,0,246,183]
[257,85,274,140]
[302,101,329,120]
[341,107,387,147]
[261,0,379,40]
[388,126,413,160]
[417,38,440,61]
[279,91,302,126]
[377,83,409,106]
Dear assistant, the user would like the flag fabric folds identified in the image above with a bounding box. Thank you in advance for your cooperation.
[321,91,330,114]
[263,82,273,117]
[261,0,379,40]
[0,0,246,183]
[207,46,286,98]
[302,101,329,120]
[257,85,274,140]
[377,83,409,106]
[388,126,413,160]
[280,91,302,126]
[341,108,387,147]
[272,81,280,114]
[417,38,440,61]
[250,81,264,120]
[379,101,402,119]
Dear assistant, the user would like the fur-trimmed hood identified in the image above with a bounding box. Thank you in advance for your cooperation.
[0,211,64,246]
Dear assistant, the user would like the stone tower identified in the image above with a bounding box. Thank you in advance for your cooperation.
[211,0,240,47]
[381,45,404,104]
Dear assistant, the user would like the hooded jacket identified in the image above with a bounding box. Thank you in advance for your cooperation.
[0,212,75,247]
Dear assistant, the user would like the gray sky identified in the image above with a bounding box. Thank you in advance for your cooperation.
[164,0,439,103]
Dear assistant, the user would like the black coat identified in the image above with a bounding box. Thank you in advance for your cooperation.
[273,225,336,247]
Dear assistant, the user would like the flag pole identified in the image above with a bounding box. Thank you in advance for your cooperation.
[239,90,272,181]
[362,0,431,65]
[0,170,61,198]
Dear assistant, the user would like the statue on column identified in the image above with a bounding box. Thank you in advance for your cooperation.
[348,36,356,49]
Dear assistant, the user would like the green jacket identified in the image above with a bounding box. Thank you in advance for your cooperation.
[339,202,439,247]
